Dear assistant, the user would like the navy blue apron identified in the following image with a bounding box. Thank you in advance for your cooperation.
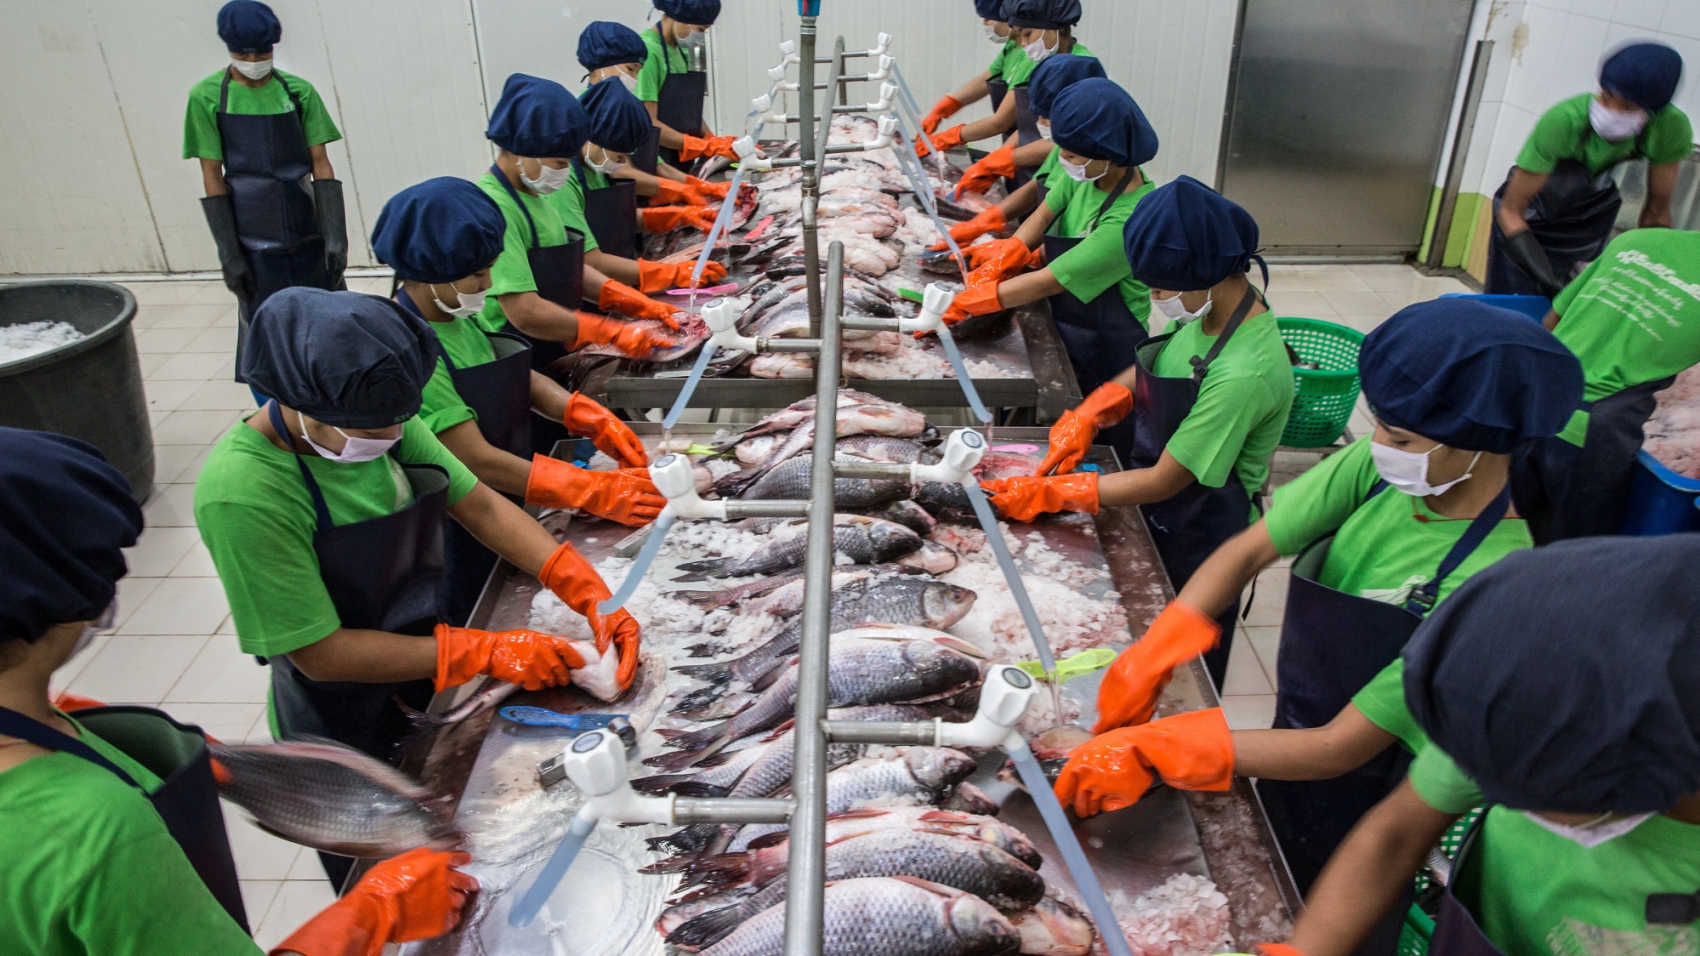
[576,159,641,260]
[1258,483,1511,893]
[1131,290,1263,690]
[1044,168,1146,464]
[1429,817,1508,956]
[1511,376,1673,544]
[653,30,709,170]
[1010,85,1042,190]
[987,77,1009,114]
[1486,127,1641,296]
[0,704,248,931]
[217,69,335,383]
[262,402,445,886]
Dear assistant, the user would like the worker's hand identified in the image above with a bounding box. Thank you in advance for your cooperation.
[1095,602,1222,732]
[955,140,1019,197]
[685,176,731,202]
[597,280,686,327]
[1053,708,1234,817]
[591,606,642,690]
[525,456,664,526]
[678,134,739,161]
[930,207,1010,252]
[573,313,670,358]
[1499,229,1567,298]
[275,848,479,956]
[434,624,586,692]
[649,178,693,205]
[562,392,647,468]
[916,124,967,157]
[981,472,1099,522]
[642,204,720,233]
[942,281,1004,325]
[922,94,963,135]
[638,258,727,293]
[963,236,1037,279]
[1038,382,1134,475]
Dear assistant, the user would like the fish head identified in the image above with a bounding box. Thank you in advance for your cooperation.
[941,780,1001,816]
[1010,897,1096,956]
[945,891,1022,954]
[921,582,977,628]
[867,519,921,556]
[973,840,1046,904]
[906,746,979,790]
[901,639,983,691]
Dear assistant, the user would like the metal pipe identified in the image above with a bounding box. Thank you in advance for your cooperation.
[822,721,938,745]
[813,47,841,191]
[832,460,912,480]
[798,17,821,340]
[722,501,811,519]
[759,338,824,353]
[837,37,849,107]
[838,316,901,332]
[672,797,794,824]
[781,240,843,956]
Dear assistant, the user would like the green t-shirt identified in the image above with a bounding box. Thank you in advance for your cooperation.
[1350,659,1429,754]
[476,170,583,334]
[419,313,499,435]
[1550,228,1700,444]
[0,720,260,956]
[195,416,477,657]
[1515,93,1694,177]
[1045,171,1155,322]
[636,27,691,103]
[1003,42,1093,89]
[182,68,342,161]
[542,166,601,256]
[1148,311,1294,504]
[988,40,1024,82]
[1033,147,1061,186]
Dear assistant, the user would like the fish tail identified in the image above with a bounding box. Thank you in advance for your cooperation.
[684,642,730,659]
[675,590,729,607]
[643,748,718,772]
[672,661,735,684]
[671,781,733,798]
[393,693,444,725]
[638,851,700,872]
[657,720,729,753]
[666,905,749,949]
[630,773,696,795]
[670,684,731,717]
[683,851,753,886]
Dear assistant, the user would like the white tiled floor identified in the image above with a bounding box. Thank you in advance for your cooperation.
[60,263,1465,944]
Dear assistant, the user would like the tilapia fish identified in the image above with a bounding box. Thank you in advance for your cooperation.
[748,806,1041,869]
[720,402,928,494]
[671,515,921,581]
[211,740,459,857]
[741,454,910,507]
[698,876,1021,956]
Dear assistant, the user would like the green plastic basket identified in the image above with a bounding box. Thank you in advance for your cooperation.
[1276,318,1365,449]
[1397,903,1436,956]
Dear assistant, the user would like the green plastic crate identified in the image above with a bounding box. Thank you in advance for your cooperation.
[1397,903,1436,956]
[1276,318,1365,449]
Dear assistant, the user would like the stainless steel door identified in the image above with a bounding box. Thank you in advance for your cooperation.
[1218,0,1474,255]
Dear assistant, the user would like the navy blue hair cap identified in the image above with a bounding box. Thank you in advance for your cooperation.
[1002,0,1081,30]
[218,0,280,54]
[655,0,722,25]
[1404,534,1700,814]
[1050,78,1157,168]
[1600,41,1684,113]
[1361,298,1583,453]
[372,178,506,285]
[1123,177,1257,291]
[581,79,654,154]
[578,21,649,72]
[487,73,590,159]
[242,288,439,429]
[975,0,1006,20]
[1028,54,1106,117]
[0,428,141,645]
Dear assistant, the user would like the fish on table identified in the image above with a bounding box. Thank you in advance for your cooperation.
[671,514,923,582]
[695,876,1022,956]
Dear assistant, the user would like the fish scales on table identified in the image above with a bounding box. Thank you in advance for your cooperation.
[696,876,1021,956]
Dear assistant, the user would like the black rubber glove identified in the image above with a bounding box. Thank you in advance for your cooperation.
[313,178,348,289]
[200,194,254,302]
[1502,229,1566,298]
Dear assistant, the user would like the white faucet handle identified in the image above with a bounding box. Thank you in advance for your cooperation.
[779,40,796,56]
[922,283,957,322]
[752,93,773,113]
[702,298,740,334]
[562,729,628,798]
[768,64,789,83]
[877,114,899,138]
[875,32,893,54]
[938,428,986,478]
[733,136,762,160]
[650,453,698,500]
[978,665,1037,729]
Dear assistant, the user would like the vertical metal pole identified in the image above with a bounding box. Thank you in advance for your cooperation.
[798,18,822,338]
[836,36,848,106]
[782,240,843,956]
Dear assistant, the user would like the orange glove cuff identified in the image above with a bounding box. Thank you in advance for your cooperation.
[637,259,676,293]
[434,623,490,693]
[1093,601,1222,733]
[652,178,690,204]
[541,541,611,617]
[1079,382,1134,428]
[525,454,582,509]
[272,894,387,956]
[978,140,1019,179]
[1145,707,1235,792]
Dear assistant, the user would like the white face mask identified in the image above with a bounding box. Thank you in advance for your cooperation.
[1024,33,1058,63]
[614,70,639,93]
[1522,810,1656,849]
[1154,292,1211,322]
[230,57,274,81]
[1035,120,1052,141]
[677,27,706,50]
[587,146,624,175]
[297,410,400,464]
[1059,155,1105,183]
[1370,441,1482,498]
[431,280,486,318]
[1589,98,1648,142]
[68,600,117,665]
[518,157,571,195]
[985,23,1008,43]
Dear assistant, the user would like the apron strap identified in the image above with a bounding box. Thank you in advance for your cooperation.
[490,163,543,250]
[266,401,335,533]
[1404,483,1512,616]
[1086,166,1138,233]
[217,67,306,130]
[0,705,141,789]
[1189,284,1264,385]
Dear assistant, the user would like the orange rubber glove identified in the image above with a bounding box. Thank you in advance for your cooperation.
[51,693,107,712]
[1094,602,1222,732]
[434,624,586,692]
[678,134,739,161]
[922,94,963,135]
[1258,945,1308,956]
[638,258,728,293]
[981,472,1099,522]
[525,455,664,526]
[942,281,1004,325]
[573,313,669,358]
[649,178,697,206]
[641,204,719,233]
[272,848,478,956]
[539,543,642,690]
[916,124,967,157]
[597,280,685,326]
[963,236,1037,279]
[1053,708,1234,817]
[955,140,1019,197]
[932,207,1010,250]
[685,175,731,201]
[562,392,647,468]
[1038,382,1134,475]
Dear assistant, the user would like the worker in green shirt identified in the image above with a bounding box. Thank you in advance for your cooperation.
[371,177,664,628]
[194,287,641,887]
[0,427,479,956]
[1489,42,1689,297]
[980,175,1294,691]
[1278,536,1700,956]
[1050,300,1583,902]
[919,2,1024,145]
[185,1,348,388]
[639,0,738,168]
[1511,226,1700,543]
[576,22,731,210]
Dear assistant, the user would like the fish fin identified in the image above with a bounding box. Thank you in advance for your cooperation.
[761,718,797,740]
[668,571,714,584]
[743,830,792,851]
[630,773,696,795]
[747,661,790,691]
[658,721,729,754]
[674,558,729,574]
[638,852,700,873]
[684,642,729,658]
[672,661,735,684]
[670,683,731,715]
[670,781,733,798]
[666,906,749,950]
[674,590,730,607]
[683,851,753,886]
[824,807,892,821]
[644,748,718,772]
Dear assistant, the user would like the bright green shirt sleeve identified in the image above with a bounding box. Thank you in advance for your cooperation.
[419,358,478,434]
[1408,745,1486,815]
[398,416,478,502]
[1349,659,1430,754]
[636,28,688,103]
[1263,437,1381,555]
[1048,212,1133,304]
[182,68,341,161]
[1163,369,1284,489]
